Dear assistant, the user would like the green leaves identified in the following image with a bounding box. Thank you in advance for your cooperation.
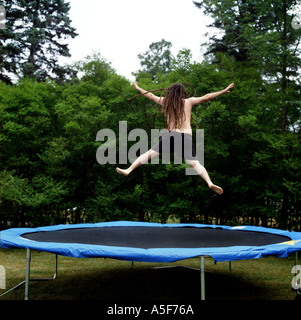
[0,1,300,231]
[0,0,78,83]
[135,39,174,80]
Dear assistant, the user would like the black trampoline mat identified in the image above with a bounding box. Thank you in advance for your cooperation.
[22,226,291,249]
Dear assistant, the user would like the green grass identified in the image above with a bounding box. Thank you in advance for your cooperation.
[0,248,299,300]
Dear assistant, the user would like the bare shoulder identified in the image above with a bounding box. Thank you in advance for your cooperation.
[185,97,197,107]
[186,96,206,106]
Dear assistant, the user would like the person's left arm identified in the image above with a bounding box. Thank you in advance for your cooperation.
[188,83,234,106]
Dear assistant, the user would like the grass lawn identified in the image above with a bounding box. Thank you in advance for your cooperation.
[0,248,299,300]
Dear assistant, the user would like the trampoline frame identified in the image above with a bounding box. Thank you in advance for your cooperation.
[0,249,300,300]
[1,221,301,300]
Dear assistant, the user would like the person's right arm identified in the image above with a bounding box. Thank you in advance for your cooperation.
[188,83,234,106]
[132,82,164,105]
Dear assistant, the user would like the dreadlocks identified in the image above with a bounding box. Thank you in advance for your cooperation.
[163,83,187,131]
[129,81,193,130]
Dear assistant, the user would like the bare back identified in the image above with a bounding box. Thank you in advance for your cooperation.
[166,98,193,135]
[134,81,234,136]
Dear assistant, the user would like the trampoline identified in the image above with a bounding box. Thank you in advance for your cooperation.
[1,221,301,300]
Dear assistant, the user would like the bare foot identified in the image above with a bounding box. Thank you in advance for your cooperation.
[209,184,223,195]
[116,167,130,176]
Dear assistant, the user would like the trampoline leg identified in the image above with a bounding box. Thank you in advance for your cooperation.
[200,256,205,300]
[294,252,298,285]
[25,249,31,300]
[1,250,58,300]
[54,254,58,279]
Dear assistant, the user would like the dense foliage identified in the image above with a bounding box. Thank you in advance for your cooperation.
[0,0,77,83]
[0,1,300,230]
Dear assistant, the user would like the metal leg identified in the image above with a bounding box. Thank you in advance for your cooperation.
[0,249,58,300]
[53,254,58,279]
[294,252,300,295]
[24,250,58,300]
[200,256,205,300]
[25,249,31,300]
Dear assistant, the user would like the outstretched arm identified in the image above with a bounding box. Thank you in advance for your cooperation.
[132,82,164,105]
[188,83,234,106]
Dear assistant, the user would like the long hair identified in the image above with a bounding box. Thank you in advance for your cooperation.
[129,81,196,130]
[163,83,187,130]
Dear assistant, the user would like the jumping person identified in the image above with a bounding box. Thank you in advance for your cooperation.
[116,81,234,195]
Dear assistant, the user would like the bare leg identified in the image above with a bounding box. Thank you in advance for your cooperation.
[116,149,160,176]
[186,160,223,195]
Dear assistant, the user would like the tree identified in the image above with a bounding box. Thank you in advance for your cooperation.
[74,53,115,86]
[0,0,78,83]
[193,0,301,83]
[134,39,174,80]
[0,54,129,227]
[172,48,192,75]
[194,0,301,229]
[0,79,69,227]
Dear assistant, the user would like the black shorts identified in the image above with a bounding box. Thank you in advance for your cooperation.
[151,131,197,160]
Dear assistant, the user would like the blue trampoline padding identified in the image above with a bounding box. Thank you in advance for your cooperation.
[1,221,301,262]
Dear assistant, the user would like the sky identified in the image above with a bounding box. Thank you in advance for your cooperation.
[61,0,215,81]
